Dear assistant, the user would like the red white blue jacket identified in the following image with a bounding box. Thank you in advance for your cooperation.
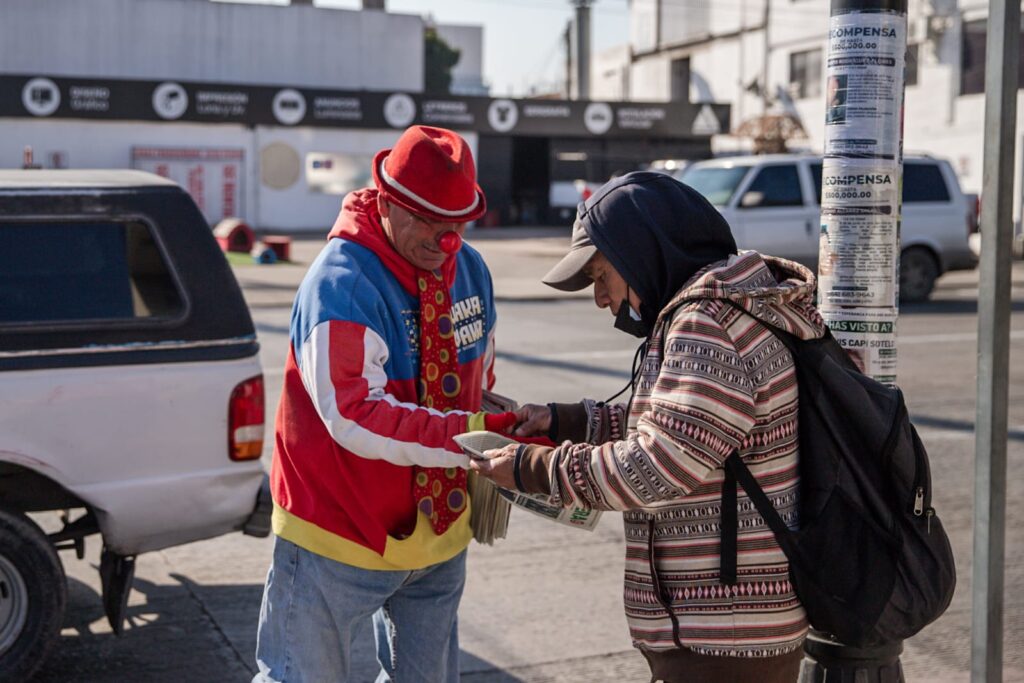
[270,188,496,570]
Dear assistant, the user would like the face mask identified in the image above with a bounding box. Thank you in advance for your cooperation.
[614,299,649,338]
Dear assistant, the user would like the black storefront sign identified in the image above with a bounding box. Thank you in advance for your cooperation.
[2,74,729,139]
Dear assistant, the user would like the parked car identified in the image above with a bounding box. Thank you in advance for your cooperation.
[550,179,601,223]
[680,154,978,301]
[0,170,270,681]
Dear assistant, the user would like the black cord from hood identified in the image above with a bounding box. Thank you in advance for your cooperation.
[601,338,648,406]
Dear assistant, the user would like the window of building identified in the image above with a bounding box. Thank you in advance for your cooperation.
[0,221,185,326]
[906,43,920,87]
[961,20,987,95]
[961,18,1024,95]
[790,48,823,99]
[741,164,804,208]
[671,58,691,103]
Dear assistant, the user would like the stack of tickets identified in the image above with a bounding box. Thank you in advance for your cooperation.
[457,391,603,543]
[459,436,514,541]
[463,390,518,544]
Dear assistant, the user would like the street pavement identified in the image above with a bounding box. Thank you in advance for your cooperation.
[32,227,1024,682]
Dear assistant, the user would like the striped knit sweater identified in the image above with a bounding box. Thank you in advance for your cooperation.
[547,251,826,657]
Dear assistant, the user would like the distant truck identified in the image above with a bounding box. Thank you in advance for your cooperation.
[0,170,270,680]
[681,154,978,301]
[549,179,602,223]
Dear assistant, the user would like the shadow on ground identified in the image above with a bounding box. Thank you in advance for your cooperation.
[33,574,523,682]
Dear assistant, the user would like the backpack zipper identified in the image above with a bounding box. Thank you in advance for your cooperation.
[907,407,937,532]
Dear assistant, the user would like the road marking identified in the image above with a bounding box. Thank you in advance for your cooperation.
[901,330,1024,345]
[941,287,1024,297]
[918,425,1024,441]
[918,429,975,441]
[525,349,636,361]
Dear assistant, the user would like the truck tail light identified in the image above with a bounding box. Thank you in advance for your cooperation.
[229,375,264,461]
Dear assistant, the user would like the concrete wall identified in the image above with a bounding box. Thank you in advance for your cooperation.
[591,45,631,101]
[629,58,670,102]
[2,0,423,91]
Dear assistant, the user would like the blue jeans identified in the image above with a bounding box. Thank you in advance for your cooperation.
[253,537,466,683]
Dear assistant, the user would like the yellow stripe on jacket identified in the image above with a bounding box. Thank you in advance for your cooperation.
[272,502,472,571]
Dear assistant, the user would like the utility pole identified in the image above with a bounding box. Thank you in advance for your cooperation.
[805,0,909,676]
[571,0,593,99]
[761,0,771,115]
[564,20,573,99]
[970,0,1018,679]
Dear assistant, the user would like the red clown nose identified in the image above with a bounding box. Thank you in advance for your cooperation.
[438,231,462,255]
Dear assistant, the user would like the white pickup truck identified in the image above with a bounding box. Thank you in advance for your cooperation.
[0,170,270,681]
[680,154,978,301]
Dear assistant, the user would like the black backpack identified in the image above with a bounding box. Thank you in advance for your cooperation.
[719,306,956,647]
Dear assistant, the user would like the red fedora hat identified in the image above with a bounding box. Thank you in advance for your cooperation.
[373,125,487,223]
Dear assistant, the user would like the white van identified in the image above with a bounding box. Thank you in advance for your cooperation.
[679,154,978,301]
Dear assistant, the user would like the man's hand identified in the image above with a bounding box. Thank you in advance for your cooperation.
[513,404,552,437]
[467,443,518,490]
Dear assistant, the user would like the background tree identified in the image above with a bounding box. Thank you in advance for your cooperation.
[424,28,461,94]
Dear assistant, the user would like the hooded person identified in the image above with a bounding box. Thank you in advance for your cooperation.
[255,125,516,683]
[471,171,827,683]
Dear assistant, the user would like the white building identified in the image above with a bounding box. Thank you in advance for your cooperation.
[1,0,484,231]
[596,0,1019,217]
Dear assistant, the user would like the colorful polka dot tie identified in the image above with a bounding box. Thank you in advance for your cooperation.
[413,269,468,535]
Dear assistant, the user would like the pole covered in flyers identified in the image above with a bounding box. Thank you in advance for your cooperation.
[816,0,907,386]
[802,0,908,680]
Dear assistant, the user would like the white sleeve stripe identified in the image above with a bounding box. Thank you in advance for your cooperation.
[299,322,469,469]
[483,327,496,374]
[377,393,472,419]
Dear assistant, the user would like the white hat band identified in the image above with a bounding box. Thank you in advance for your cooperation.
[380,158,480,218]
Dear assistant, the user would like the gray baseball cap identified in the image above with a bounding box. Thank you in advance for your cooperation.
[541,211,597,291]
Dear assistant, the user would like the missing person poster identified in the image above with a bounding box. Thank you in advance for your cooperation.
[824,12,907,160]
[819,7,907,384]
[817,160,901,308]
[819,309,899,385]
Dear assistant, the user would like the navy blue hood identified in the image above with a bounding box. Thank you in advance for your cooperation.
[580,171,738,330]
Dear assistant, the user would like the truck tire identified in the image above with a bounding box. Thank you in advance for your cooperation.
[0,509,66,682]
[900,247,939,303]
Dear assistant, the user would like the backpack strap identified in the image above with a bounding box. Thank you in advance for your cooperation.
[724,453,798,559]
[715,301,802,580]
[720,460,738,586]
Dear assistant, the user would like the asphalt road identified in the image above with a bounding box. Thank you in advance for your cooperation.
[30,241,1024,682]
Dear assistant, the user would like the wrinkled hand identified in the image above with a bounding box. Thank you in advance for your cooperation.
[513,403,552,438]
[467,443,518,490]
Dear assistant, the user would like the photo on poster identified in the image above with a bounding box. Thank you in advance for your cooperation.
[826,74,848,125]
